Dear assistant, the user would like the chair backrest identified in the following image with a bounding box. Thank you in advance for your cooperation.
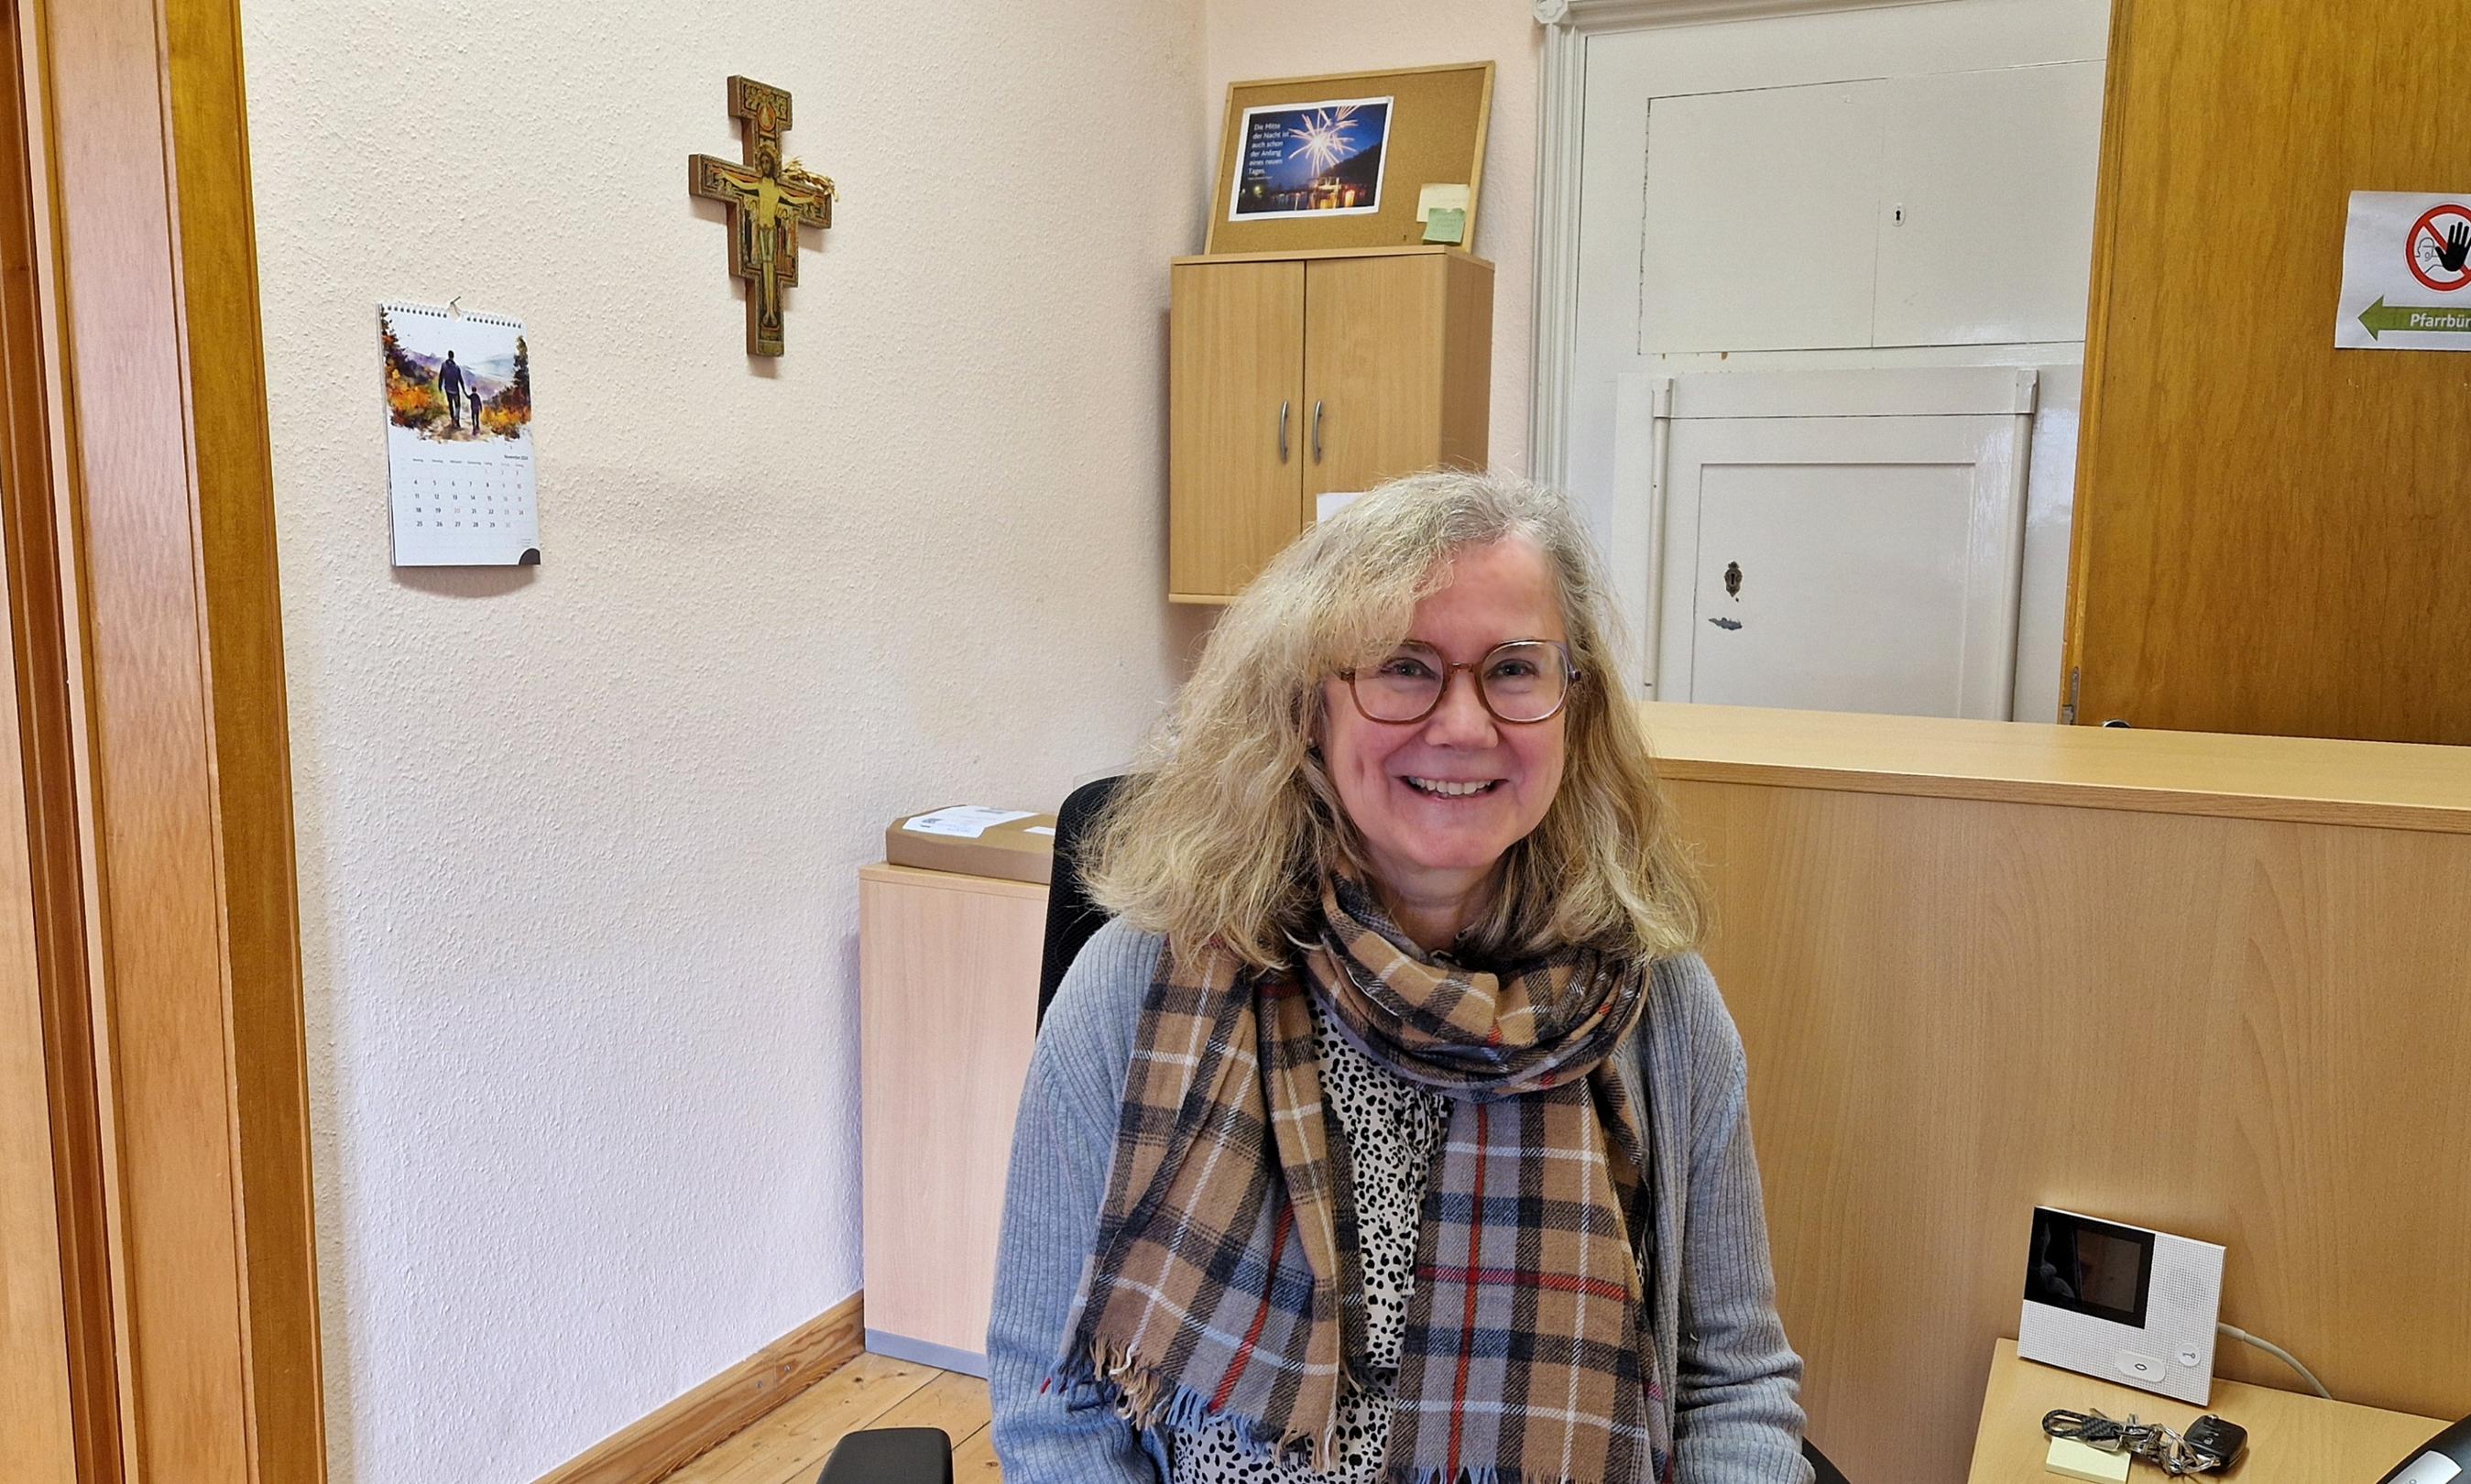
[815,1426,952,1484]
[1804,1437,1850,1484]
[1035,774,1125,1029]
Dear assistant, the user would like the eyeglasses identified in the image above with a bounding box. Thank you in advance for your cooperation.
[1339,639,1579,726]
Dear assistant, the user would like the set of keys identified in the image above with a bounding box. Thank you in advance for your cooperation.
[2042,1407,2250,1476]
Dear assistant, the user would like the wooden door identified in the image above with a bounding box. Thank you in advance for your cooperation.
[1302,256,1446,501]
[2065,0,2471,741]
[1169,259,1304,601]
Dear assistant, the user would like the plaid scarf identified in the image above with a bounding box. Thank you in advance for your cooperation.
[1053,875,1673,1484]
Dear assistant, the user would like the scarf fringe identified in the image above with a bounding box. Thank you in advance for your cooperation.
[1055,1339,1665,1484]
[1401,1471,1626,1484]
[1049,1338,1349,1474]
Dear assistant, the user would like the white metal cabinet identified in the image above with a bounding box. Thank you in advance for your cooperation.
[1631,367,2039,720]
[1639,61,2104,355]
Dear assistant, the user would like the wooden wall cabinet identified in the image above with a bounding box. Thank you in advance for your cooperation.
[1169,246,1492,603]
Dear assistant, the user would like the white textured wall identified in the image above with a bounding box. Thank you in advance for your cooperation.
[1205,0,1544,471]
[241,2,1204,1478]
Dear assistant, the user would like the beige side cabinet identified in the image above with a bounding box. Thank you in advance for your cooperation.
[1169,246,1493,603]
[858,863,1046,1374]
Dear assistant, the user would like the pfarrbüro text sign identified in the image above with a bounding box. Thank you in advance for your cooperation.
[2337,191,2471,349]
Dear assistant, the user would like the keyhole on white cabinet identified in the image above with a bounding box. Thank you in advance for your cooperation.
[1723,561,1743,600]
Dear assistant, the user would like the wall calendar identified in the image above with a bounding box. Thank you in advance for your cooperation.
[378,301,541,566]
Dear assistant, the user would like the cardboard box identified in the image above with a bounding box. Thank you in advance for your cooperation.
[884,805,1058,885]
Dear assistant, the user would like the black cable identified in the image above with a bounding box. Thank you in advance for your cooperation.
[2041,1406,2246,1477]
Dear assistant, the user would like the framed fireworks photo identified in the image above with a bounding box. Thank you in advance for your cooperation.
[1207,61,1493,255]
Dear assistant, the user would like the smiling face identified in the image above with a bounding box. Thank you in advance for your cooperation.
[1317,536,1571,944]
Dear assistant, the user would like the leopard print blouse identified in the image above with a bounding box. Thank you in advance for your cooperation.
[1164,991,1449,1483]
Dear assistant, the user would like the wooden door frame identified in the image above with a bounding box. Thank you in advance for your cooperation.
[5,0,324,1479]
[2,3,104,1480]
[2055,0,2133,725]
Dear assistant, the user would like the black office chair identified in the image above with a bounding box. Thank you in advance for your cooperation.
[815,1425,950,1483]
[1035,774,1129,1029]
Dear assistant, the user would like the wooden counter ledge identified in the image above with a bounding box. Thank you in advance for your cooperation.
[1637,702,2471,835]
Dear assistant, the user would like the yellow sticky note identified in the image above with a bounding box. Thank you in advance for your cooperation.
[1416,182,1471,223]
[1422,207,1467,245]
[2044,1436,2131,1483]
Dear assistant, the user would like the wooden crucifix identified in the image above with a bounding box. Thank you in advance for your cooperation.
[688,76,836,356]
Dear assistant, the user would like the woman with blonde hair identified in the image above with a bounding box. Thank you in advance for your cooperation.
[987,470,1810,1484]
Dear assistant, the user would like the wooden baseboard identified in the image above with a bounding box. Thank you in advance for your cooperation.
[535,1293,865,1484]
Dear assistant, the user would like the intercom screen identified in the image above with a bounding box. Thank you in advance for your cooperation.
[2025,1208,2154,1329]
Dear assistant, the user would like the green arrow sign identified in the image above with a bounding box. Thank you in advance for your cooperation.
[2359,297,2471,339]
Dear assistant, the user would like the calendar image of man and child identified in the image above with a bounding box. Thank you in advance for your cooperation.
[378,300,541,568]
[380,305,531,443]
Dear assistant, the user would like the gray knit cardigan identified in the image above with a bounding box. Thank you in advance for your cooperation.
[984,918,1814,1484]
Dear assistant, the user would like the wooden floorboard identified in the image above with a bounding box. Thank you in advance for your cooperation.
[950,1419,1002,1480]
[658,1353,995,1484]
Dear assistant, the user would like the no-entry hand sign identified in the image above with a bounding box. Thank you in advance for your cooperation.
[2405,202,2471,292]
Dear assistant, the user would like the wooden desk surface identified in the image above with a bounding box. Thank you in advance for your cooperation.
[1968,1339,2446,1484]
[1636,702,2471,835]
[857,860,1047,900]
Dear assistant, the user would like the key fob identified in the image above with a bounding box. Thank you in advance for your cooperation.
[2184,1414,2247,1470]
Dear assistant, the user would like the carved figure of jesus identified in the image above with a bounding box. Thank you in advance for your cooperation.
[689,78,835,355]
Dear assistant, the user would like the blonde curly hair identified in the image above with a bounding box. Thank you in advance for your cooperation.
[1082,468,1707,969]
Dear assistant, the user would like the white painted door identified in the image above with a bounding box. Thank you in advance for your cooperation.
[1547,0,2110,652]
[1642,369,2036,720]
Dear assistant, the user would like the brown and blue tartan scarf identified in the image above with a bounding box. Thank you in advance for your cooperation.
[1052,873,1674,1484]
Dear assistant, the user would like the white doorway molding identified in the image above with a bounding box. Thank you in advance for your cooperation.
[1525,0,2104,705]
[1527,0,1934,489]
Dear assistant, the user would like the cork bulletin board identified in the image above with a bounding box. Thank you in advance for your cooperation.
[1206,62,1494,255]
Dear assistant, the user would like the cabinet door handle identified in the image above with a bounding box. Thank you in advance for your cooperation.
[1312,399,1325,463]
[1278,400,1290,463]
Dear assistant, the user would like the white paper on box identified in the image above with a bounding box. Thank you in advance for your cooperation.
[1025,825,1056,835]
[902,806,1037,839]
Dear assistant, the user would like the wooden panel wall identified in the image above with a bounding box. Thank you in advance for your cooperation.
[2066,0,2471,741]
[1669,777,2471,1484]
